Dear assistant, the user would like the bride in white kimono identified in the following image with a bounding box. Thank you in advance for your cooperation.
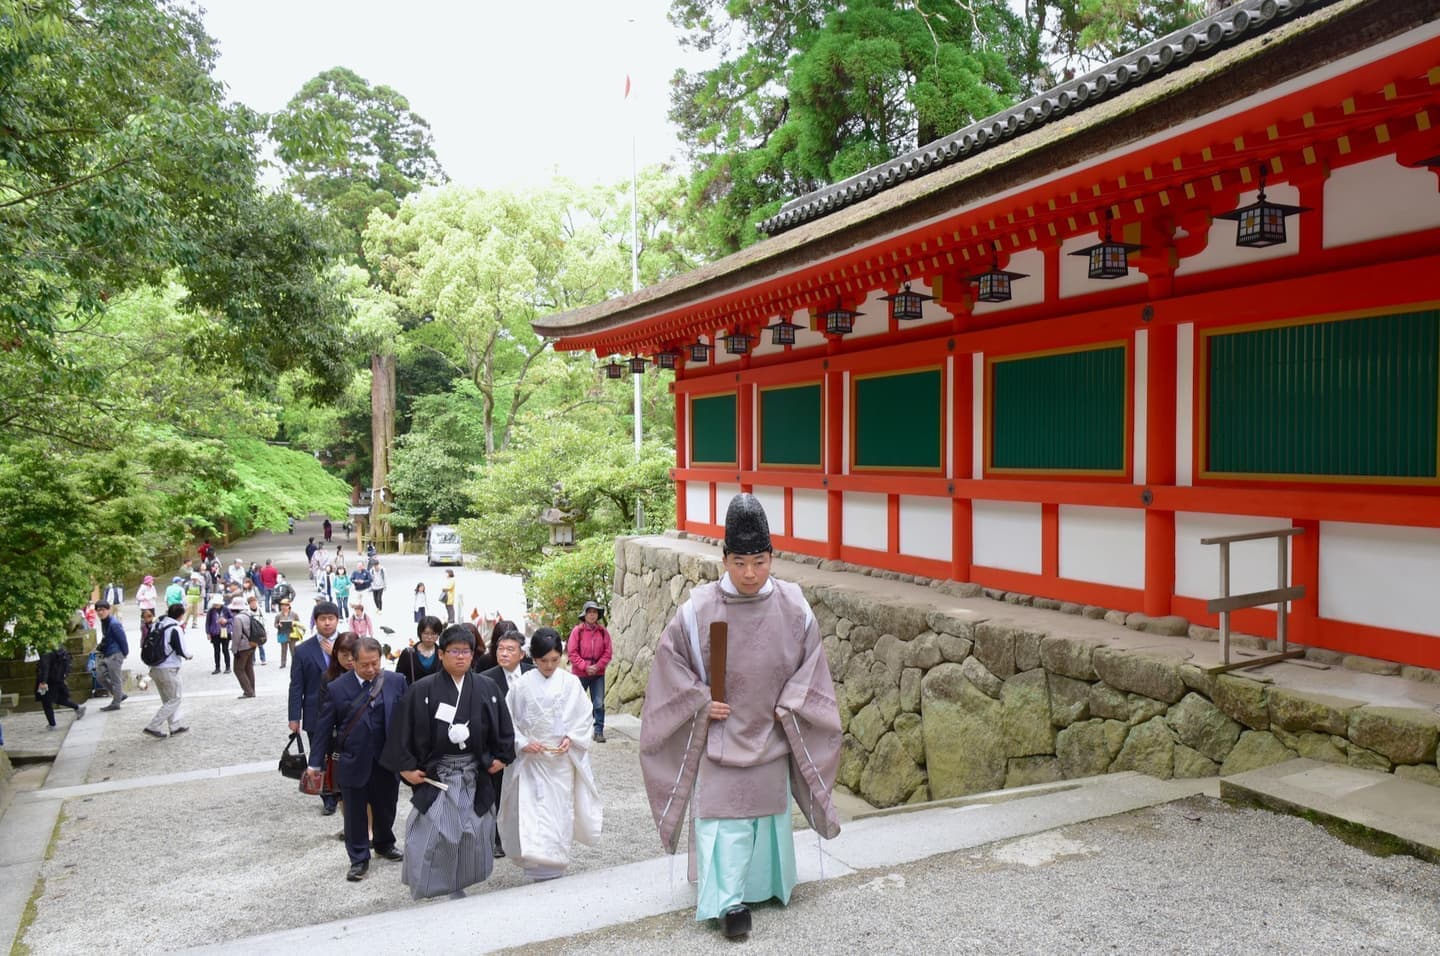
[497,628,603,880]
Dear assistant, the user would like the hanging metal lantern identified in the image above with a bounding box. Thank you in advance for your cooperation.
[1069,211,1141,279]
[724,330,754,355]
[765,319,805,346]
[970,246,1029,303]
[1215,168,1309,248]
[628,355,648,374]
[879,283,934,320]
[603,358,624,379]
[654,349,679,370]
[821,301,861,336]
[688,340,712,363]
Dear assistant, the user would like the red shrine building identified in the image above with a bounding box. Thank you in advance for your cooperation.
[535,1,1440,670]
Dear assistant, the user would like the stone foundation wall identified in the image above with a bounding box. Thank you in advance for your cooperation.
[606,535,1440,808]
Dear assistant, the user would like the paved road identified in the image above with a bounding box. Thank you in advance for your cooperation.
[112,516,527,665]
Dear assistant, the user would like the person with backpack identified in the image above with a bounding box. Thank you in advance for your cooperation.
[142,603,192,738]
[349,561,372,603]
[228,595,263,699]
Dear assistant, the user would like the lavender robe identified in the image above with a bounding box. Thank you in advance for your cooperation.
[640,574,842,855]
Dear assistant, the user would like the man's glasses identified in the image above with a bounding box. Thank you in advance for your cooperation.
[443,647,473,658]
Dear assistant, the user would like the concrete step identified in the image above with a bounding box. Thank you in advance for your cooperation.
[190,770,1217,954]
[1220,758,1440,864]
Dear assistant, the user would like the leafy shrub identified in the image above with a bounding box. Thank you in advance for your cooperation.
[525,535,615,628]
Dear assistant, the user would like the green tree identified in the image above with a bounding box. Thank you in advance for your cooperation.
[460,423,673,575]
[270,66,448,540]
[385,381,489,530]
[669,0,1024,252]
[668,0,1208,251]
[1023,1,1206,89]
[270,66,447,259]
[0,0,348,386]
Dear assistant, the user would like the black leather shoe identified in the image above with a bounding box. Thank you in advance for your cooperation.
[321,803,337,816]
[346,860,368,882]
[375,845,403,862]
[720,905,751,938]
[493,841,506,859]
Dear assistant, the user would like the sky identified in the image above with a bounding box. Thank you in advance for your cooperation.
[195,0,713,189]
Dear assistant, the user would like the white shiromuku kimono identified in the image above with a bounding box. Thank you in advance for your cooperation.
[498,667,603,879]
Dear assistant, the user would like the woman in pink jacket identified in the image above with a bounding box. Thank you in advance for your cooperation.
[565,601,612,743]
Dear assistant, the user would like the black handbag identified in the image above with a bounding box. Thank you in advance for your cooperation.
[278,731,308,779]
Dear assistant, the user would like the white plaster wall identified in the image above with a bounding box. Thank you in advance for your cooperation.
[685,482,712,525]
[751,332,787,358]
[749,486,787,536]
[1174,182,1301,276]
[714,484,741,523]
[1133,329,1148,485]
[899,496,952,562]
[791,489,829,542]
[972,248,1047,316]
[1059,230,1146,297]
[1174,512,1293,600]
[973,500,1043,574]
[842,492,888,550]
[846,290,891,340]
[1176,322,1194,487]
[714,331,742,364]
[1059,505,1145,589]
[1325,156,1440,248]
[789,308,828,350]
[1319,521,1440,637]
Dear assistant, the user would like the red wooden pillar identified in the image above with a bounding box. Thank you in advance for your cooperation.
[673,379,687,530]
[1041,504,1059,578]
[824,357,845,560]
[1144,324,1178,617]
[1291,518,1321,645]
[951,350,974,581]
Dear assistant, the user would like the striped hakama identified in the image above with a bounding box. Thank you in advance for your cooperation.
[400,754,495,899]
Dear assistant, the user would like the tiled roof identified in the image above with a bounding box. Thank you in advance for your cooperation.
[758,0,1337,236]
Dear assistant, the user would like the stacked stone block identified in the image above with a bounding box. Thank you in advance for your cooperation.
[607,537,1440,807]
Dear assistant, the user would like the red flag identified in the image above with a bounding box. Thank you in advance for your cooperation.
[624,74,632,99]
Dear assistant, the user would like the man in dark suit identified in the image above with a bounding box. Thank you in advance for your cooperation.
[478,628,531,858]
[288,600,342,814]
[305,636,408,881]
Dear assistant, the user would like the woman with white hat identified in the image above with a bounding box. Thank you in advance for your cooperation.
[205,595,230,674]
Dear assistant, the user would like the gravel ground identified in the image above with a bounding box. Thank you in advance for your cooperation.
[509,795,1440,956]
[20,712,659,954]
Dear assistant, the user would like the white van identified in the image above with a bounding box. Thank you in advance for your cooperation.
[426,525,464,566]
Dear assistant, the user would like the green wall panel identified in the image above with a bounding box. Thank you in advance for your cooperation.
[690,392,737,465]
[854,369,942,469]
[991,346,1127,471]
[1206,310,1439,478]
[760,383,822,466]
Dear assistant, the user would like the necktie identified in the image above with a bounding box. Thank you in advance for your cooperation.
[361,680,372,693]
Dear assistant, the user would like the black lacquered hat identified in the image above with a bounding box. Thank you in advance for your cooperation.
[723,494,772,555]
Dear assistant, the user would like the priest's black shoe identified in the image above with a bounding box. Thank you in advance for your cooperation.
[720,905,751,938]
[346,860,368,882]
[375,845,403,862]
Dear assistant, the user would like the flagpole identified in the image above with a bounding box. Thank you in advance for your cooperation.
[632,131,641,458]
[626,58,644,533]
